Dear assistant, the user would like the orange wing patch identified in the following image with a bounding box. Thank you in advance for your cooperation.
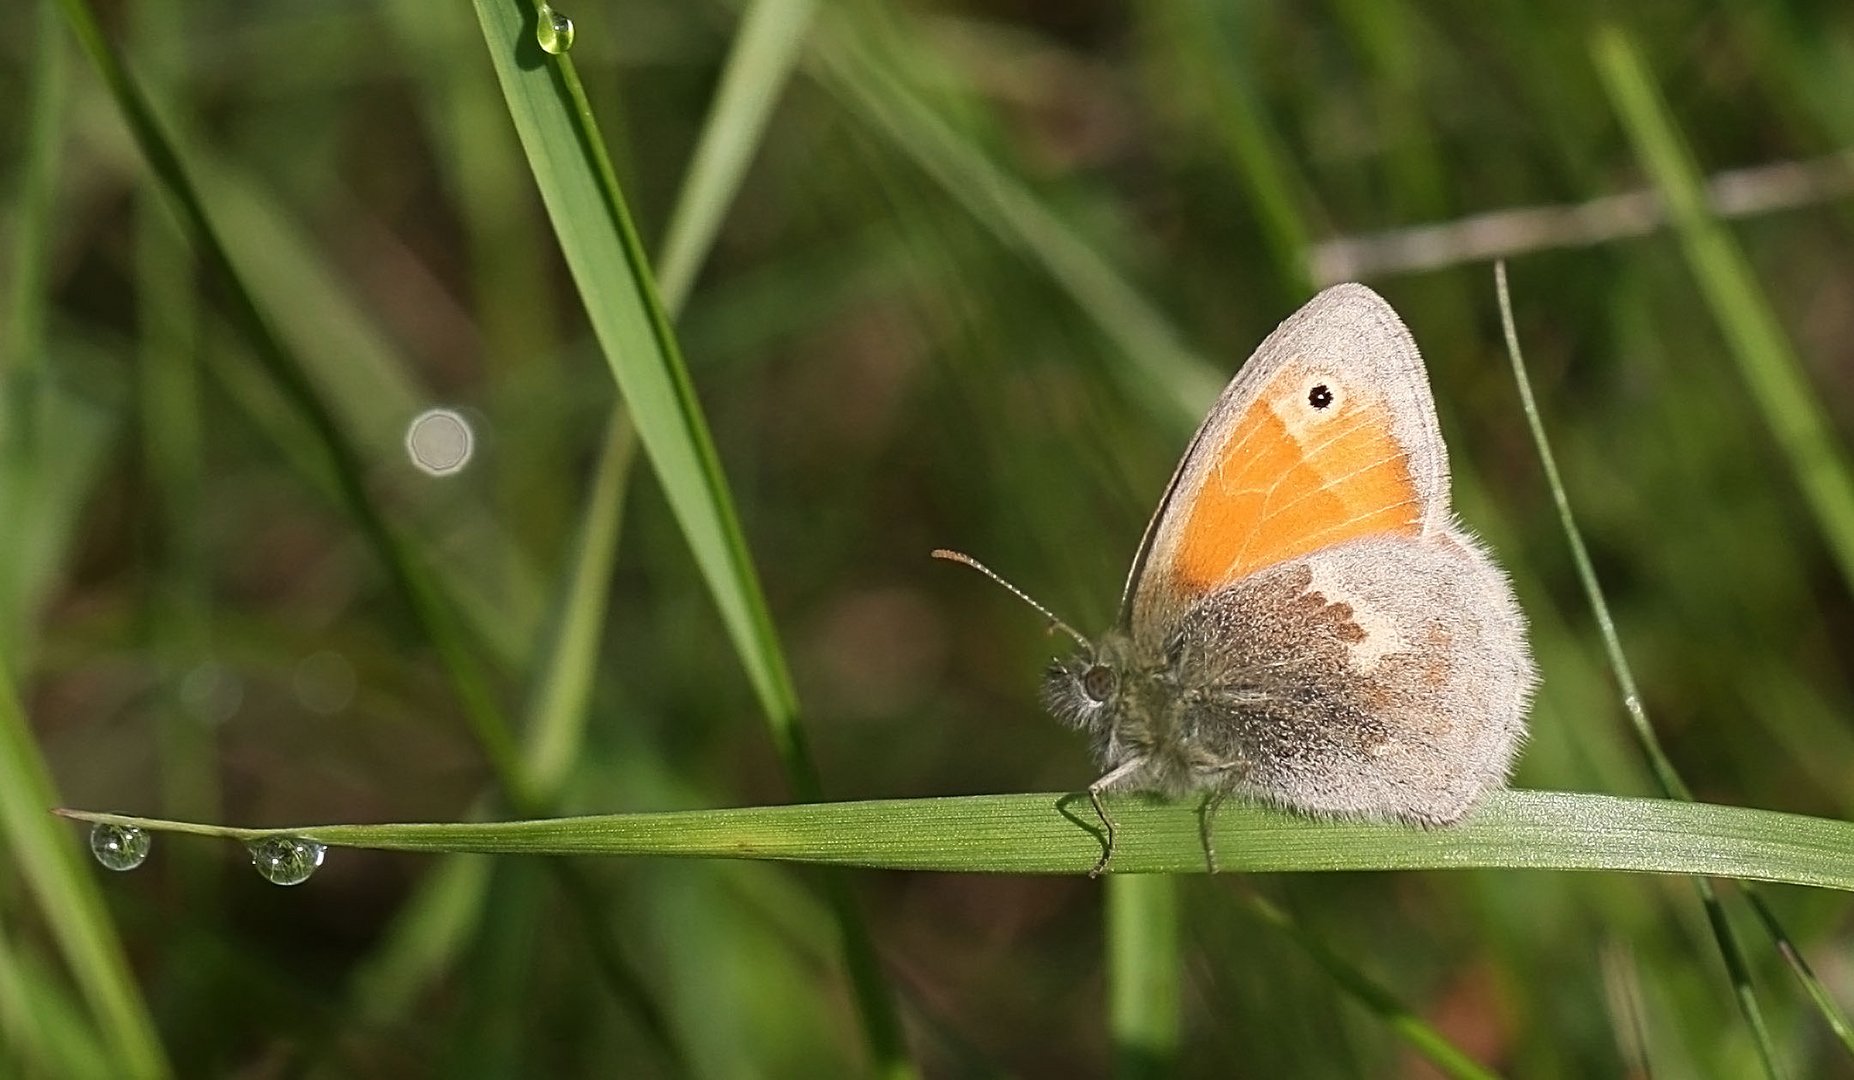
[1171,383,1420,592]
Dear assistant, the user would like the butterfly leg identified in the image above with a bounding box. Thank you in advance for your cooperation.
[1188,760,1244,873]
[1087,785,1116,878]
[1199,789,1229,874]
[1086,758,1145,877]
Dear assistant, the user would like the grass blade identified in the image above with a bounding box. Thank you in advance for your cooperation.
[1239,890,1499,1080]
[812,12,1221,429]
[524,416,638,790]
[467,3,910,1072]
[1142,0,1315,294]
[0,7,166,1076]
[0,944,115,1080]
[656,0,819,312]
[1592,25,1854,593]
[1108,875,1180,1078]
[353,0,811,1028]
[53,0,686,1051]
[51,789,1854,886]
[54,0,531,806]
[355,0,834,1046]
[1495,261,1830,1073]
[470,0,799,751]
[1,669,169,1079]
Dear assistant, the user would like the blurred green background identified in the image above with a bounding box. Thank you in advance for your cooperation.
[5,0,1854,1075]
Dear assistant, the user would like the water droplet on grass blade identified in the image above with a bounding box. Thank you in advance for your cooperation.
[89,823,151,871]
[247,836,326,886]
[536,5,574,54]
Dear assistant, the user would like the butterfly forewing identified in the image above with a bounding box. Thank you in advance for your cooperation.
[1125,284,1450,634]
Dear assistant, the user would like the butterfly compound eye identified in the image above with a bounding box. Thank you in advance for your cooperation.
[1080,664,1116,703]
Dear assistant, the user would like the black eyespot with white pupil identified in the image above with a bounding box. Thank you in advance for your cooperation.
[1307,384,1334,410]
[1080,664,1116,703]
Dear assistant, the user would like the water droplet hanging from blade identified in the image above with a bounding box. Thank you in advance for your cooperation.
[247,836,327,886]
[536,4,575,55]
[89,822,151,871]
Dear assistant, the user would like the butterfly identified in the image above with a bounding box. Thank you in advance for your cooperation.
[938,283,1536,874]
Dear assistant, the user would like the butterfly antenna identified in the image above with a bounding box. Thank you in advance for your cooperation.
[931,549,1090,650]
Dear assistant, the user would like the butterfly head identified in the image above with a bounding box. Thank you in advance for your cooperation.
[1042,638,1120,735]
[1041,628,1170,769]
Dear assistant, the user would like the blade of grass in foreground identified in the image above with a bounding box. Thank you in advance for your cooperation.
[1497,261,1853,1068]
[468,1,802,753]
[467,2,910,1074]
[53,789,1854,886]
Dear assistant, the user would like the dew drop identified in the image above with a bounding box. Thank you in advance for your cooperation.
[89,822,151,871]
[247,836,326,886]
[536,5,575,54]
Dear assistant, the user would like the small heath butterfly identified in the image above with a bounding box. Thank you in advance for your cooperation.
[939,283,1536,873]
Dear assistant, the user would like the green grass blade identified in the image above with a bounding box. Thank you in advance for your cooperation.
[812,14,1221,428]
[0,669,169,1079]
[54,0,532,805]
[656,0,819,313]
[1142,0,1315,294]
[53,790,1854,886]
[3,0,64,382]
[355,0,832,1043]
[470,0,800,749]
[130,0,220,889]
[1496,262,1812,1074]
[1239,890,1499,1080]
[0,7,166,1076]
[1592,25,1854,593]
[351,0,802,1022]
[1108,875,1180,1078]
[55,0,684,1049]
[1,0,69,661]
[0,944,115,1080]
[468,4,910,1073]
[524,416,638,790]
